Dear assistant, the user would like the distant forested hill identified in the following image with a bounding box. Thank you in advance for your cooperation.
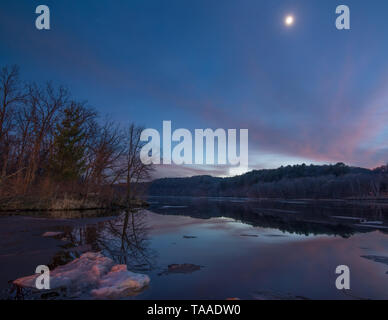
[148,163,388,199]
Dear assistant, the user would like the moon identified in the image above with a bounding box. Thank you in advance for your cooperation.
[285,15,294,26]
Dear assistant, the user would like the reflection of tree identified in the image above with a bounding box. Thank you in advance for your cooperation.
[57,210,156,272]
[97,210,156,271]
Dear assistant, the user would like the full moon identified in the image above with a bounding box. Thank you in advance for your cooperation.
[285,15,294,26]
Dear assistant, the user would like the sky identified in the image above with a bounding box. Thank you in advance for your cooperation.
[1,0,388,178]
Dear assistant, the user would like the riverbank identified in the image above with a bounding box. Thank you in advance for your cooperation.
[0,196,149,212]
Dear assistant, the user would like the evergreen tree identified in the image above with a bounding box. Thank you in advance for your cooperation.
[49,104,87,182]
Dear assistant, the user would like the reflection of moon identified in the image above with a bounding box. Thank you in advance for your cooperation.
[285,15,294,26]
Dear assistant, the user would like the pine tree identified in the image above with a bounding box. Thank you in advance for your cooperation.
[50,104,87,182]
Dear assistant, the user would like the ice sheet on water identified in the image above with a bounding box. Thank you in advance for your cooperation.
[13,252,150,299]
[91,264,150,299]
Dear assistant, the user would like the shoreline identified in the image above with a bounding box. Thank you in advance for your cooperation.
[148,195,388,203]
[2,195,388,213]
[0,198,149,213]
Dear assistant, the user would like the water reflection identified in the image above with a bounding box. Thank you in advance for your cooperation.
[3,197,388,300]
[149,197,388,238]
[51,210,156,272]
[96,210,156,271]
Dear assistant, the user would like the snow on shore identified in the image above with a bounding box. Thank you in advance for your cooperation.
[13,252,150,299]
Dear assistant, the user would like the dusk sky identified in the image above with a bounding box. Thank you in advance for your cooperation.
[1,0,388,178]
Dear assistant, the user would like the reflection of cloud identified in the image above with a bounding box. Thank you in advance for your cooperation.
[192,232,388,299]
[147,202,388,299]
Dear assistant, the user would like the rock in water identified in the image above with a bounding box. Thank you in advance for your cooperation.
[158,263,203,276]
[13,252,150,299]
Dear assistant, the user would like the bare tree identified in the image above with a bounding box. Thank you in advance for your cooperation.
[22,83,69,192]
[83,118,123,201]
[118,124,154,206]
[0,65,24,183]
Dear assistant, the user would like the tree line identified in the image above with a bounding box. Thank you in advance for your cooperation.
[149,163,388,199]
[0,65,152,210]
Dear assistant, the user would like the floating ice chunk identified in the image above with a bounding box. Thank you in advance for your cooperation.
[14,252,113,293]
[354,224,388,229]
[161,205,188,209]
[13,252,150,299]
[359,221,383,225]
[42,231,64,237]
[13,273,40,289]
[361,255,388,266]
[91,265,150,299]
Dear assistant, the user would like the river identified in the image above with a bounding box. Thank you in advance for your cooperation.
[1,197,388,299]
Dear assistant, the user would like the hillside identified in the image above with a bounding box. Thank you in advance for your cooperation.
[148,163,388,199]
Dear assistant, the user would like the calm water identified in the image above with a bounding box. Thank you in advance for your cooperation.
[1,197,388,300]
